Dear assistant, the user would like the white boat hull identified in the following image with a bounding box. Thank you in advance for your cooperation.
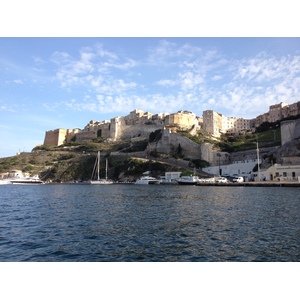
[10,179,44,184]
[0,180,12,185]
[89,180,113,185]
[135,176,160,184]
[177,176,199,185]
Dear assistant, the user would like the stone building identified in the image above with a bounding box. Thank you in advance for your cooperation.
[43,101,300,148]
[268,102,289,122]
[43,128,80,146]
[203,110,251,137]
[253,101,298,128]
[44,129,66,146]
[202,110,223,137]
[164,110,198,131]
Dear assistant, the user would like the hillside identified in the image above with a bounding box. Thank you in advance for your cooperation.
[0,139,207,182]
[0,126,288,183]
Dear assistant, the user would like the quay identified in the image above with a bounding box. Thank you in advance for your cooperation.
[197,181,300,187]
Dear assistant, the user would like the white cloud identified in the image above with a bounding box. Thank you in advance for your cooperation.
[44,41,300,120]
[32,56,46,65]
[103,58,138,70]
[95,44,118,60]
[179,71,204,91]
[233,53,300,83]
[212,75,222,81]
[13,79,24,84]
[51,51,72,64]
[155,79,177,87]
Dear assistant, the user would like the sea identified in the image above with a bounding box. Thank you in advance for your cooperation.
[0,183,299,262]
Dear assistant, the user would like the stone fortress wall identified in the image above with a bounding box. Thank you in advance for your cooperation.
[44,101,300,153]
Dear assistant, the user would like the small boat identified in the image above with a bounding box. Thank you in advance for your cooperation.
[89,151,113,185]
[0,179,12,185]
[135,176,160,185]
[177,175,199,185]
[10,175,44,185]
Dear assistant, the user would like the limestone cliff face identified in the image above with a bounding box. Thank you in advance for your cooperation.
[281,119,300,145]
[151,129,201,160]
[275,139,300,164]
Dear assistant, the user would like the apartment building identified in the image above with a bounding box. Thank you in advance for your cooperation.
[203,110,251,137]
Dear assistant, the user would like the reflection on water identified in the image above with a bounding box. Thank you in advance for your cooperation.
[0,184,299,261]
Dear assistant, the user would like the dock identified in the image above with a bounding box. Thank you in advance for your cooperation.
[197,181,300,187]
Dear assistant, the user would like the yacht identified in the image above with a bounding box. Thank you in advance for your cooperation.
[177,175,199,185]
[10,175,44,184]
[0,179,12,185]
[135,176,160,185]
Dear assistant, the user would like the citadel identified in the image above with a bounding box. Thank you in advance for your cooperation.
[44,100,300,147]
[43,100,300,182]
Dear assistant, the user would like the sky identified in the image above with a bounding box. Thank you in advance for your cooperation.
[1,37,300,157]
[0,0,299,161]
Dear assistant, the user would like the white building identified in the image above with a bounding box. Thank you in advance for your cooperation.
[161,172,182,182]
[260,164,300,182]
[202,159,260,180]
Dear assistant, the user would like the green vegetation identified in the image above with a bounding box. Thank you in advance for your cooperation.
[0,122,285,182]
[191,159,210,168]
[178,129,216,145]
[177,122,282,153]
[110,157,167,180]
[217,128,281,152]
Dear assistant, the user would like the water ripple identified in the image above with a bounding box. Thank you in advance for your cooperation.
[0,184,299,261]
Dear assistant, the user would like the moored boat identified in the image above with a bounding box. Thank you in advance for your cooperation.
[0,179,12,185]
[89,151,113,185]
[177,175,199,185]
[135,176,160,184]
[10,175,44,184]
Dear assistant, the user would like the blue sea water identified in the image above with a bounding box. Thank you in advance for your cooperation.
[0,184,299,261]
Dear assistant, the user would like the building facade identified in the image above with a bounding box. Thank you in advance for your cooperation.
[43,101,300,147]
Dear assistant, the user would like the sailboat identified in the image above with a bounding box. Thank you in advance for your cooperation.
[89,151,113,184]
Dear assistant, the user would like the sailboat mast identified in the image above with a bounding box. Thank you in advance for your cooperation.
[97,151,100,181]
[105,159,108,180]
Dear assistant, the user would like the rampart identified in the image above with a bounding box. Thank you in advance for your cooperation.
[44,128,80,146]
[44,129,67,146]
[116,124,164,141]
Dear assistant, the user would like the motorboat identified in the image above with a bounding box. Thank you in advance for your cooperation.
[0,179,12,185]
[10,175,44,184]
[89,151,113,185]
[135,176,160,184]
[177,175,199,185]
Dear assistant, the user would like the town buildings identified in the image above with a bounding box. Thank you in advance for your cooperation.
[43,100,300,149]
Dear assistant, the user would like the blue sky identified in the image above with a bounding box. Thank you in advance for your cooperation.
[1,37,300,157]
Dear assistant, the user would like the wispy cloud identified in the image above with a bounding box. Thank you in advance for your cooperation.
[44,41,300,119]
[13,79,24,84]
[155,79,177,87]
[233,53,300,83]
